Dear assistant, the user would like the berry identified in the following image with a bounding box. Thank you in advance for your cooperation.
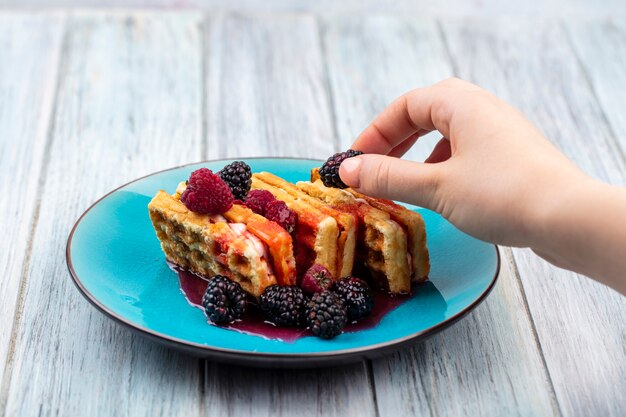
[301,264,334,295]
[218,161,252,200]
[260,285,306,327]
[181,168,234,214]
[202,275,248,324]
[244,189,276,215]
[319,149,364,189]
[333,277,374,321]
[305,291,347,339]
[265,200,297,234]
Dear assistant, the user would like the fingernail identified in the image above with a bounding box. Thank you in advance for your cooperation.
[339,157,362,188]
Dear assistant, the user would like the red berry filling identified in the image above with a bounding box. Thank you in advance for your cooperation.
[244,189,275,215]
[265,200,297,234]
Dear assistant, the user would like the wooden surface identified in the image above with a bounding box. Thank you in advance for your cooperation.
[0,10,624,417]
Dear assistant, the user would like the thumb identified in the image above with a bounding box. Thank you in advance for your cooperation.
[339,154,441,210]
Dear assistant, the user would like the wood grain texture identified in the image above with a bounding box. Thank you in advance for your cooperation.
[203,362,375,417]
[202,14,375,417]
[441,18,626,417]
[0,12,64,384]
[2,12,205,417]
[565,19,626,161]
[324,17,558,417]
[206,13,335,160]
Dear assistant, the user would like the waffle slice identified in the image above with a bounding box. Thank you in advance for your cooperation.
[148,190,288,297]
[345,189,430,282]
[250,177,340,278]
[172,182,297,287]
[222,204,297,286]
[311,167,430,282]
[253,172,357,278]
[296,180,412,294]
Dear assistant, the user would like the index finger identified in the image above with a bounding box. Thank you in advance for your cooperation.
[352,78,475,155]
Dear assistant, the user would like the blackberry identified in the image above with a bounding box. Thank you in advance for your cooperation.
[318,149,364,189]
[305,291,347,339]
[202,275,248,324]
[333,277,374,321]
[260,285,306,327]
[218,161,252,200]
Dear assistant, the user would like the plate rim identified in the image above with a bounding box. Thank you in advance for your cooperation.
[66,157,501,366]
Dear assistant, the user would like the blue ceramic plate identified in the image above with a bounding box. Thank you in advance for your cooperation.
[67,158,499,368]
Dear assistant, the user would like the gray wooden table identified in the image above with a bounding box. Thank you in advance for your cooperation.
[1,9,625,417]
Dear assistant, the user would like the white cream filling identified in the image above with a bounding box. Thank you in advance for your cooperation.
[244,231,268,259]
[176,181,187,195]
[210,214,228,223]
[228,222,268,260]
[228,223,246,235]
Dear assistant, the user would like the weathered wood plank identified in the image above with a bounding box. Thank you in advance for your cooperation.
[323,17,558,417]
[441,18,626,417]
[565,19,626,161]
[3,12,205,417]
[203,362,375,417]
[206,14,335,159]
[202,14,375,417]
[0,12,64,385]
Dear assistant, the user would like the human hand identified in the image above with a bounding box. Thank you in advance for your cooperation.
[338,78,590,250]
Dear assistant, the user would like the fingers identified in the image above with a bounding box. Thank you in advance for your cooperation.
[388,132,419,158]
[424,137,452,163]
[352,77,480,155]
[339,154,442,210]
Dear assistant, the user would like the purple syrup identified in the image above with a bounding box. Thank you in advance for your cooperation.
[174,265,413,343]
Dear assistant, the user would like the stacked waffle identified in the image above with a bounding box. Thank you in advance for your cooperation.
[148,164,429,297]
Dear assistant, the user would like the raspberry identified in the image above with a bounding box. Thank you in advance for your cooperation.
[180,168,234,214]
[244,189,275,215]
[333,277,374,321]
[305,291,347,339]
[319,149,364,189]
[202,275,248,324]
[260,285,307,327]
[218,161,252,200]
[301,264,334,295]
[265,200,297,234]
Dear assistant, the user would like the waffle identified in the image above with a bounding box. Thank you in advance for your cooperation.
[173,182,297,286]
[148,190,278,297]
[253,172,357,278]
[250,177,340,278]
[296,180,412,294]
[346,189,430,281]
[223,203,297,286]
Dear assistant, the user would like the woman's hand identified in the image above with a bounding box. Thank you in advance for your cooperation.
[339,77,588,248]
[339,78,626,294]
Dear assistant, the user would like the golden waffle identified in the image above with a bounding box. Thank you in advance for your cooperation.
[223,204,297,286]
[253,172,356,278]
[250,177,340,278]
[173,182,297,286]
[346,189,430,281]
[148,190,277,297]
[296,180,412,294]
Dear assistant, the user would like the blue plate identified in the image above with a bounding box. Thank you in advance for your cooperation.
[67,158,499,368]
